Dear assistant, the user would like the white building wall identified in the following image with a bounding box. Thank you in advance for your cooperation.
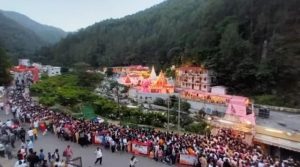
[47,67,61,77]
[128,88,177,104]
[18,59,30,66]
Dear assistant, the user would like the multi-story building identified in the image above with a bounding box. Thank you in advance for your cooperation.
[111,65,149,74]
[47,66,61,77]
[176,66,212,92]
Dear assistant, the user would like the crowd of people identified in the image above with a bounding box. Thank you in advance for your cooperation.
[1,85,299,167]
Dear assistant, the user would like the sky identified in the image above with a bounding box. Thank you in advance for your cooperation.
[0,0,165,32]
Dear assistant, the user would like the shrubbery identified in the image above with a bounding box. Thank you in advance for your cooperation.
[93,97,167,127]
[153,98,166,106]
[184,122,208,134]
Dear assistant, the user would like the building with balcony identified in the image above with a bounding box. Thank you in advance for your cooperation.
[175,66,212,92]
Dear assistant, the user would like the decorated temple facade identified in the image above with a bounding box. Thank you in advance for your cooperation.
[112,65,149,75]
[117,65,175,94]
[119,73,144,86]
[146,71,174,93]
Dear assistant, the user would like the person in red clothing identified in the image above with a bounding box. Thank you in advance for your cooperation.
[63,145,73,162]
[40,122,47,135]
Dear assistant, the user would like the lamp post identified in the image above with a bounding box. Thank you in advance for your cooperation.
[178,94,181,131]
[116,86,120,119]
[167,97,170,133]
[113,84,120,119]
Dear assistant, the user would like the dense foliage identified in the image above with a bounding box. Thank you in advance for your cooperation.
[0,13,45,61]
[30,73,102,106]
[93,98,168,128]
[154,97,191,112]
[0,48,12,86]
[34,0,300,107]
[1,10,67,44]
[0,11,66,62]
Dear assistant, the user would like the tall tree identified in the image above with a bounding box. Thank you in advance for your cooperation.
[0,48,12,86]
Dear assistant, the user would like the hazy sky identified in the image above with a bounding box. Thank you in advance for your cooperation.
[0,0,164,32]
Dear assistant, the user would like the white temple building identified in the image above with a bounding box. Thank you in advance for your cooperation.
[149,66,157,81]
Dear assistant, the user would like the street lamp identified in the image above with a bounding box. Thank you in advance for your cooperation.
[116,86,120,119]
[178,94,181,131]
[166,94,182,132]
[167,97,170,132]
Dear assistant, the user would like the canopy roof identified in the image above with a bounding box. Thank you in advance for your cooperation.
[254,134,300,152]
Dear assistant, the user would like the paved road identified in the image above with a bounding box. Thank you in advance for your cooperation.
[0,111,170,167]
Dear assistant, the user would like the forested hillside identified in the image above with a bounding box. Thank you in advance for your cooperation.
[0,12,46,60]
[35,0,300,107]
[1,10,67,44]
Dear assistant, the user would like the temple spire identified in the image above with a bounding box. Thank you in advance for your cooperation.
[150,66,157,80]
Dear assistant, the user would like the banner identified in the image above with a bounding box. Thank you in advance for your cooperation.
[94,135,104,144]
[179,154,197,166]
[131,142,148,155]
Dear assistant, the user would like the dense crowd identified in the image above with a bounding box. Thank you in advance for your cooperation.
[1,85,299,167]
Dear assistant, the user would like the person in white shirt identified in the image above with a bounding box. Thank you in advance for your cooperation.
[14,160,27,167]
[33,120,39,130]
[6,119,12,127]
[27,140,33,150]
[54,159,65,167]
[129,156,138,167]
[94,147,103,165]
[258,160,265,167]
[27,128,34,142]
[123,138,127,151]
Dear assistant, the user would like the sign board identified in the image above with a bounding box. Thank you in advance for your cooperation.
[94,135,104,144]
[132,142,148,155]
[179,154,197,166]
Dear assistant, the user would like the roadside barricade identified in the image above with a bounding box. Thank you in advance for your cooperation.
[179,154,198,166]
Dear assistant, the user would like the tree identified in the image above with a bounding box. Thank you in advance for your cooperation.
[165,68,175,78]
[78,72,103,89]
[34,0,300,107]
[184,122,207,134]
[105,67,114,77]
[0,48,12,86]
[153,98,166,106]
[174,100,191,113]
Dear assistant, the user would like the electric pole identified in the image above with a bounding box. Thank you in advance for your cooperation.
[167,97,170,132]
[178,95,181,131]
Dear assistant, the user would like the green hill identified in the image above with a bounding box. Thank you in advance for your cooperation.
[0,12,46,59]
[35,0,300,107]
[1,10,67,44]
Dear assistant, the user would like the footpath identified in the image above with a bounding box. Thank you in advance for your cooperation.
[0,111,20,167]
